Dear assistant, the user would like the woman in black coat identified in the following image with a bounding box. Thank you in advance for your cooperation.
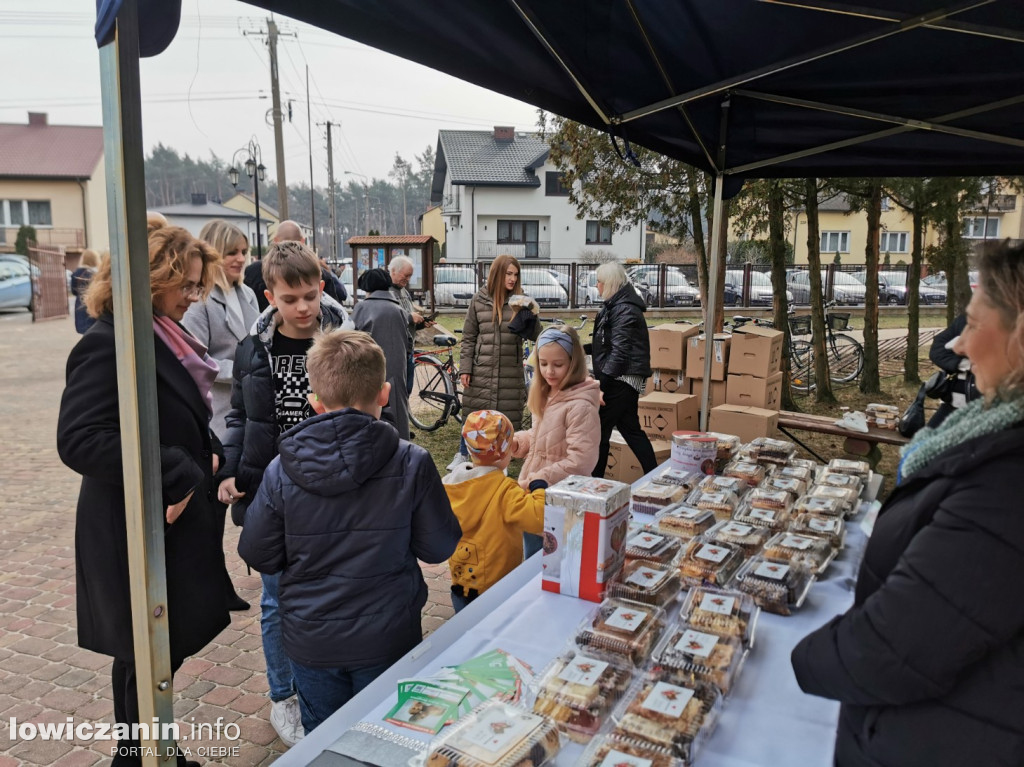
[589,260,656,478]
[57,227,230,767]
[791,242,1024,767]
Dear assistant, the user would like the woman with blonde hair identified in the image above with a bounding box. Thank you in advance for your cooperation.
[57,226,229,766]
[71,248,101,333]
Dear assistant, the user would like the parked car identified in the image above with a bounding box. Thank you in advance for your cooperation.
[545,268,571,295]
[576,269,603,306]
[0,257,33,310]
[852,270,945,305]
[432,265,478,308]
[521,268,568,308]
[627,265,700,306]
[786,269,867,305]
[724,270,793,306]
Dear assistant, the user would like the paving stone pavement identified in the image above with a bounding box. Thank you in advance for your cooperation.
[0,308,455,766]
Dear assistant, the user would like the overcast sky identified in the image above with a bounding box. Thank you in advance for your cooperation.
[2,1,540,187]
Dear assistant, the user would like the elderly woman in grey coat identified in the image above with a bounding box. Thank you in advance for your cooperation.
[352,268,412,440]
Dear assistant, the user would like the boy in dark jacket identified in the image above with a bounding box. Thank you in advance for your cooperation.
[218,241,350,747]
[238,329,462,735]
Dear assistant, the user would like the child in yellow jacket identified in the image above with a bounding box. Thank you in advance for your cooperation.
[442,410,546,612]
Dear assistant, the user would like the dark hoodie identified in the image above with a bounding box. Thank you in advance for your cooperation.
[238,408,461,668]
[591,282,652,379]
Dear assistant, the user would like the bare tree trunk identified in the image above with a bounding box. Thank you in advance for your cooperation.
[805,178,837,403]
[951,224,972,316]
[905,189,924,384]
[768,181,797,410]
[712,197,730,334]
[687,168,708,309]
[860,180,881,394]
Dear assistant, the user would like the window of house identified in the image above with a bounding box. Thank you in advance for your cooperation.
[819,231,850,253]
[962,216,1000,238]
[545,171,571,196]
[1,200,52,227]
[497,219,539,244]
[586,220,613,245]
[880,231,908,253]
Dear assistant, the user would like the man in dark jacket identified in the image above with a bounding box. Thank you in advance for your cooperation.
[239,329,461,735]
[926,314,978,427]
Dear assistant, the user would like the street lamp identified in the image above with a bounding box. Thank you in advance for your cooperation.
[229,138,267,254]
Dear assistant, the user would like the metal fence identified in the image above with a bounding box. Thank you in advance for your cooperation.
[28,244,70,322]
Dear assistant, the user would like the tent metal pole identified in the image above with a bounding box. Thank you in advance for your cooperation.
[98,0,175,762]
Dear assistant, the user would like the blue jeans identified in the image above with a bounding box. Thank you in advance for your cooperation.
[450,587,475,613]
[290,659,392,733]
[261,572,295,702]
[523,532,543,559]
[407,353,416,395]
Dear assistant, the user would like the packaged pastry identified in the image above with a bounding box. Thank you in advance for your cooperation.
[745,436,796,466]
[610,677,720,760]
[656,504,717,540]
[689,489,739,522]
[703,431,741,463]
[808,484,860,517]
[790,512,846,549]
[624,527,683,566]
[866,403,900,430]
[787,457,820,473]
[761,475,808,500]
[733,556,815,616]
[706,519,770,557]
[576,598,666,664]
[777,464,814,483]
[827,457,871,479]
[793,493,845,518]
[531,648,634,743]
[608,560,683,607]
[632,480,688,516]
[650,623,744,695]
[651,467,701,492]
[762,531,836,575]
[680,587,758,646]
[695,474,747,498]
[733,500,792,532]
[721,460,766,488]
[424,700,561,767]
[817,470,863,496]
[677,537,743,588]
[580,735,686,767]
[747,487,794,513]
[670,431,719,475]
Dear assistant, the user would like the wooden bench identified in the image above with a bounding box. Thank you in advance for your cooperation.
[777,410,908,468]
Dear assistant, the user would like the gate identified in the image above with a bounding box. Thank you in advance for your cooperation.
[28,244,70,322]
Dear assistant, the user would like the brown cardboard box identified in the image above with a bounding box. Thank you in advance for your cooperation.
[645,369,687,394]
[638,392,700,440]
[689,377,729,411]
[729,326,784,377]
[685,334,731,381]
[648,323,700,370]
[709,404,780,443]
[726,372,783,410]
[606,430,670,483]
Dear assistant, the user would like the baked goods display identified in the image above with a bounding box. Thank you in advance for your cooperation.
[425,700,561,767]
[689,489,739,522]
[576,598,667,664]
[761,532,836,575]
[733,500,792,532]
[656,505,717,541]
[777,464,814,484]
[744,437,796,466]
[865,403,900,429]
[793,493,845,518]
[625,527,683,566]
[632,480,689,516]
[705,519,770,557]
[608,560,683,607]
[827,457,871,480]
[721,460,766,488]
[694,474,747,498]
[651,467,702,491]
[807,484,860,517]
[761,475,808,500]
[611,677,720,761]
[580,735,686,767]
[680,587,758,647]
[532,648,634,743]
[677,537,743,588]
[650,624,745,695]
[790,512,846,549]
[733,556,815,616]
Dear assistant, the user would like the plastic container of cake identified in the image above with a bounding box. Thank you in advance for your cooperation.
[790,512,846,550]
[424,699,562,767]
[733,556,815,616]
[624,527,683,566]
[827,457,871,480]
[761,531,836,575]
[694,473,747,498]
[656,504,717,541]
[531,647,635,744]
[705,519,770,557]
[745,436,797,466]
[703,431,742,464]
[808,484,860,517]
[608,674,721,762]
[793,493,845,518]
[747,487,794,514]
[632,480,689,516]
[817,470,864,497]
[721,459,766,488]
[680,587,759,647]
[670,431,719,475]
[651,467,702,493]
[733,499,792,532]
[578,734,687,767]
[575,598,667,664]
[760,475,808,500]
[649,622,745,696]
[608,560,683,607]
[776,464,814,483]
[688,489,739,522]
[676,537,743,588]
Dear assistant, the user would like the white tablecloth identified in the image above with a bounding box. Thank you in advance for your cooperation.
[277,475,880,767]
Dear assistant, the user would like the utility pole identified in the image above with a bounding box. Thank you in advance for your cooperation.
[267,17,289,219]
[306,65,315,252]
[326,122,336,261]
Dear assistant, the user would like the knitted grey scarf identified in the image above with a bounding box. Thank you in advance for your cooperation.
[898,396,1024,483]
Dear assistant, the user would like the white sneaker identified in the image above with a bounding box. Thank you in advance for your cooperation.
[447,450,471,472]
[270,696,305,747]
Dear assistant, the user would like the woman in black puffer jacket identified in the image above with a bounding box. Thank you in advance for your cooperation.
[589,260,656,478]
[791,241,1024,767]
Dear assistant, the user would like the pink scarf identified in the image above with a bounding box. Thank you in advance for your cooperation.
[153,315,219,417]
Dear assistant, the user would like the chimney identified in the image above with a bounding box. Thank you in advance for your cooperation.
[27,112,48,127]
[191,192,208,206]
[493,126,515,142]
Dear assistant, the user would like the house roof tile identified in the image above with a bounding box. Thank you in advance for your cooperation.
[0,123,104,179]
[347,235,436,245]
[438,130,549,187]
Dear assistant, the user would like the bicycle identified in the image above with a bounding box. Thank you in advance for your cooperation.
[787,301,864,392]
[523,315,590,389]
[409,331,464,432]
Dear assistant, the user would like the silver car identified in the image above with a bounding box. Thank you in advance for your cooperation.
[787,270,867,305]
[628,265,700,306]
[521,268,568,308]
[432,266,478,307]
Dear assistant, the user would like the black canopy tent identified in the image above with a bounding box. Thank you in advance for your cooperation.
[92,2,1024,762]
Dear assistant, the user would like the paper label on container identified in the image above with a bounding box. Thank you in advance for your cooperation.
[699,593,736,615]
[459,708,542,755]
[626,565,669,588]
[720,521,754,537]
[754,561,790,580]
[628,532,665,550]
[770,478,801,493]
[641,681,696,718]
[695,544,730,563]
[670,505,705,520]
[597,750,653,767]
[747,507,777,522]
[699,491,729,505]
[605,605,650,633]
[675,629,720,658]
[807,517,840,533]
[714,340,724,363]
[780,467,808,479]
[779,534,813,550]
[557,656,610,687]
[803,497,840,513]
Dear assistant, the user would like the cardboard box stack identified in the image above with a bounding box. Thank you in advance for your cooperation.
[711,324,786,441]
[605,429,672,484]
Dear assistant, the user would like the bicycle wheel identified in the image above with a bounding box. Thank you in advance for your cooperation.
[789,339,816,392]
[409,357,455,432]
[827,333,864,384]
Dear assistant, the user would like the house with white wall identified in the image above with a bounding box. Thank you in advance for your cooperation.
[430,127,644,264]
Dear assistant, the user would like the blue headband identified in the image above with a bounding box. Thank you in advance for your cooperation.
[537,327,574,357]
